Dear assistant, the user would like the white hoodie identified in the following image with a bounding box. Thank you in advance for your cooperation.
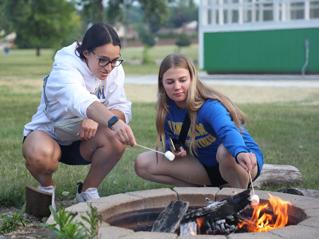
[23,42,132,144]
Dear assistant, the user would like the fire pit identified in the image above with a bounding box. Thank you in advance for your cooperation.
[53,187,319,238]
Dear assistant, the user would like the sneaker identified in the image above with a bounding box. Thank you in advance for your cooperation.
[75,182,100,202]
[25,185,55,218]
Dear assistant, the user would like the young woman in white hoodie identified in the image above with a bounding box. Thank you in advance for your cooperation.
[22,23,136,206]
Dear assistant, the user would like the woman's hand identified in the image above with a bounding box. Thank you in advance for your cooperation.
[236,152,257,172]
[174,146,187,158]
[111,120,136,146]
[80,119,98,140]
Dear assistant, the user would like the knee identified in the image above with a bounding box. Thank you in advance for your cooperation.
[25,145,59,173]
[95,127,126,154]
[134,154,150,177]
[216,145,235,167]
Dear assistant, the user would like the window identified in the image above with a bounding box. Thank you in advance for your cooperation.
[310,0,319,19]
[290,1,305,19]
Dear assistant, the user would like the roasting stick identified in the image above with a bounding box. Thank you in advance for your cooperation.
[135,143,175,161]
[135,143,164,155]
[248,171,260,205]
[248,171,255,195]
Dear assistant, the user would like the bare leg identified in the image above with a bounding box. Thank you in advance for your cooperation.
[22,131,61,187]
[217,145,258,188]
[79,126,125,191]
[134,151,212,186]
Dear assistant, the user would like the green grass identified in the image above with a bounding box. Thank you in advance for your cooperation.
[0,44,198,78]
[0,46,318,207]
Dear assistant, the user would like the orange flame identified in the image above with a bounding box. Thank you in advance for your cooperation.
[196,217,205,229]
[238,194,291,232]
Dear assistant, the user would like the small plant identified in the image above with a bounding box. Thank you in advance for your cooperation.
[47,204,101,239]
[0,211,26,234]
[80,204,101,239]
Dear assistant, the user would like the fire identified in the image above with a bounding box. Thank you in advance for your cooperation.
[196,217,205,229]
[238,194,291,232]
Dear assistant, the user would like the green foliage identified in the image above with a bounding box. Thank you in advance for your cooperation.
[138,25,156,64]
[3,0,81,55]
[0,0,12,32]
[47,205,101,239]
[138,0,168,33]
[48,207,86,239]
[175,33,192,49]
[79,204,101,239]
[76,0,105,26]
[166,0,198,28]
[0,212,26,234]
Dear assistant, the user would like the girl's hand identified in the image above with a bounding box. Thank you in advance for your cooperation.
[236,152,257,172]
[174,146,187,158]
[111,120,136,146]
[80,119,98,140]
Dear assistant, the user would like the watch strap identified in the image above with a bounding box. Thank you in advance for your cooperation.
[108,115,119,129]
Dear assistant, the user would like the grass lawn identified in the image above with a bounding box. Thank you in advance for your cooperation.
[0,46,318,207]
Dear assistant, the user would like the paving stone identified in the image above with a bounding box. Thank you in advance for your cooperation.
[94,193,145,220]
[228,231,282,239]
[271,225,318,239]
[127,188,177,208]
[299,216,319,228]
[303,208,319,217]
[179,235,226,239]
[121,231,177,239]
[98,225,133,239]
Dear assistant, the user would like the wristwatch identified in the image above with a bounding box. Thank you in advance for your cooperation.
[107,115,119,129]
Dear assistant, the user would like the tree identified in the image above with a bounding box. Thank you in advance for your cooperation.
[138,0,168,34]
[0,0,12,33]
[166,0,198,28]
[4,0,81,56]
[138,25,156,64]
[75,0,104,26]
[106,0,168,63]
[175,33,192,52]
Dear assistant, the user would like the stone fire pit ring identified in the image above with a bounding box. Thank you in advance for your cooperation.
[48,187,319,239]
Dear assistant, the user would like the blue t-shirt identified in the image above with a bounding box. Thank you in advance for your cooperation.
[164,99,263,168]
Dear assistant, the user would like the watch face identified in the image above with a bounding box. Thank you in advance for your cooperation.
[108,116,119,128]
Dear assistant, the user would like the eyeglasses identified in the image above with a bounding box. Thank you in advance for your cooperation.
[92,51,124,68]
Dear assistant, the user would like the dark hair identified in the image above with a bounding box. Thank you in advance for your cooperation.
[76,23,121,60]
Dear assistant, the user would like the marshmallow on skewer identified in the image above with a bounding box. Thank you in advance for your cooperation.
[248,171,260,206]
[164,151,175,161]
[135,144,175,161]
[250,194,260,206]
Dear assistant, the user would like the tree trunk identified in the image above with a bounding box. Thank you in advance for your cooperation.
[36,47,41,56]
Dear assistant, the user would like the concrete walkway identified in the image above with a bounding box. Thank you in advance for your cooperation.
[126,73,319,88]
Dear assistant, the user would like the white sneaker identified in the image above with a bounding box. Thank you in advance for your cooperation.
[75,182,100,202]
[38,185,56,210]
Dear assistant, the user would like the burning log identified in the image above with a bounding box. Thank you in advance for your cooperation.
[181,189,251,223]
[151,200,189,233]
[179,189,251,235]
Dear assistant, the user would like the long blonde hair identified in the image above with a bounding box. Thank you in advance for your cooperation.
[156,53,246,153]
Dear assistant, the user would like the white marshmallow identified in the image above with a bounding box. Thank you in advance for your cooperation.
[250,194,260,206]
[164,151,175,161]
